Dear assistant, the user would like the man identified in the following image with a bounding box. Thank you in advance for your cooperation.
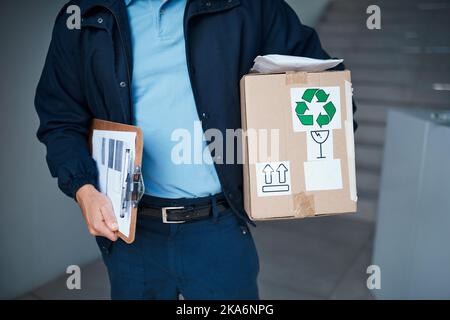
[35,0,355,300]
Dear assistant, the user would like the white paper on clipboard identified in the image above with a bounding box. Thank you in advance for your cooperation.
[92,130,137,238]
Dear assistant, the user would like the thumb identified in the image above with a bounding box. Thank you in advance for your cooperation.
[100,201,119,232]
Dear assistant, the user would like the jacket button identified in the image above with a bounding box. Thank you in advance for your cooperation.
[119,81,127,88]
[205,2,212,7]
[97,17,104,24]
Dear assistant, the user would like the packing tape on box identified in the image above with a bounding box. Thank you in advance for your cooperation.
[285,72,308,85]
[293,192,316,218]
[344,80,358,202]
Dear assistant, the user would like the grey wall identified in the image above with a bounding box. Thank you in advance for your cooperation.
[0,0,100,299]
[0,0,330,299]
[373,110,450,299]
[286,0,331,26]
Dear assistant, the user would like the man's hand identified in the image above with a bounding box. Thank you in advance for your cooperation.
[76,184,119,242]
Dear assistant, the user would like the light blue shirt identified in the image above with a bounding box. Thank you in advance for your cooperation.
[125,0,222,199]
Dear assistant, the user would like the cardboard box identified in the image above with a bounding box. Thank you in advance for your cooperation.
[240,70,357,220]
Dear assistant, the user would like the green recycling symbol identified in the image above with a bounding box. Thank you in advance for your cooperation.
[295,88,337,128]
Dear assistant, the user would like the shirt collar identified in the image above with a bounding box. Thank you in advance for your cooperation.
[125,0,172,6]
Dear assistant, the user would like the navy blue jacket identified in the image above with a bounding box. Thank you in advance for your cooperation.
[35,0,356,221]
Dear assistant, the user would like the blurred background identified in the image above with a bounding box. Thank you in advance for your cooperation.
[1,0,450,300]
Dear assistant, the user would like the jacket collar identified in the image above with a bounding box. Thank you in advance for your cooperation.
[188,0,240,16]
[79,0,118,16]
[79,0,240,16]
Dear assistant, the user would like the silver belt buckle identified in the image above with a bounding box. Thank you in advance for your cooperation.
[162,207,186,224]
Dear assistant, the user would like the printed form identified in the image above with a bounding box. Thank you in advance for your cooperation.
[92,130,137,238]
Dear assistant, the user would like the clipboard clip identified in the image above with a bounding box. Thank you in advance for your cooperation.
[125,166,145,209]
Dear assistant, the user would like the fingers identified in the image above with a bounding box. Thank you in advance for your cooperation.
[94,221,117,241]
[89,222,118,241]
[82,192,119,242]
[89,212,117,241]
[100,200,119,232]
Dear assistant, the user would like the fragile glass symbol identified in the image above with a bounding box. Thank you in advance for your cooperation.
[311,130,330,159]
[262,164,290,193]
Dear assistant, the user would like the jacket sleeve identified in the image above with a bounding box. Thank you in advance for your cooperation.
[35,9,98,199]
[260,0,358,131]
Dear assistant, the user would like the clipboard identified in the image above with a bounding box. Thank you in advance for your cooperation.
[89,119,145,244]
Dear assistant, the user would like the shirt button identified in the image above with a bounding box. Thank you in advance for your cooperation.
[119,81,127,88]
[97,17,103,24]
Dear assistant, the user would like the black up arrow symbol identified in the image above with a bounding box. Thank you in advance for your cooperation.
[277,163,288,184]
[263,164,274,184]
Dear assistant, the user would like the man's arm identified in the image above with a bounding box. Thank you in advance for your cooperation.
[35,7,118,241]
[260,0,357,130]
[35,8,97,198]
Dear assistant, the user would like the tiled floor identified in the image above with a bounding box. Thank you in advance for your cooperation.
[254,217,374,300]
[18,216,374,300]
[17,260,110,300]
[17,0,450,300]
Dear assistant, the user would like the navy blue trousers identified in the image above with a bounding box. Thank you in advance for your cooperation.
[97,209,260,300]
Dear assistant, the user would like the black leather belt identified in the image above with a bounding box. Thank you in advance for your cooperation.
[138,194,230,224]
